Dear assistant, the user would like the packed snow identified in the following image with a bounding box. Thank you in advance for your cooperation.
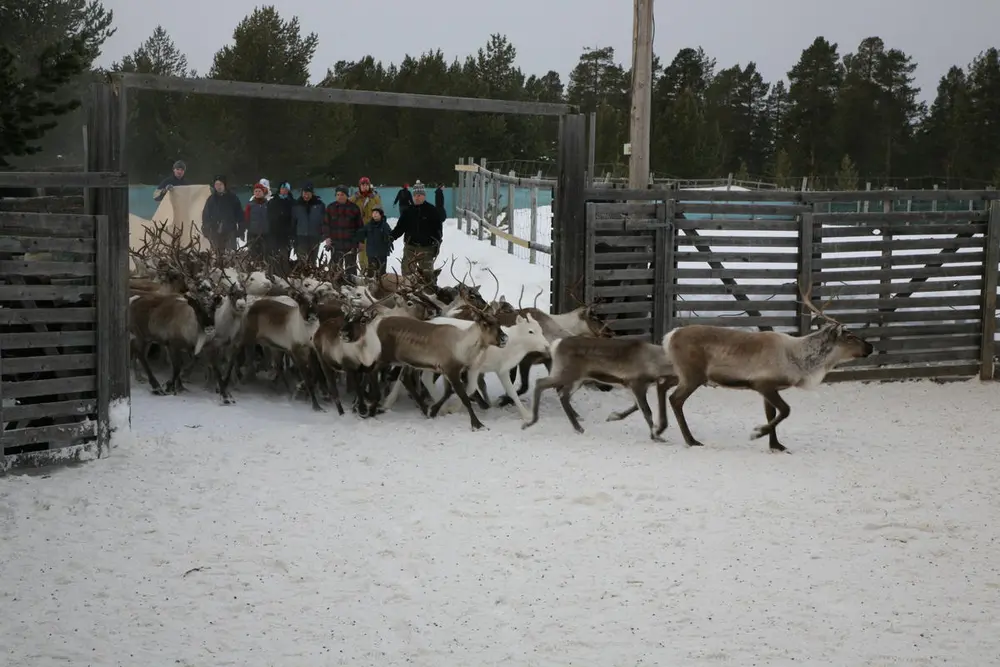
[3,218,1000,666]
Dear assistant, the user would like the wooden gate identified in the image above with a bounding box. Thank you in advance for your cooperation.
[579,188,1000,383]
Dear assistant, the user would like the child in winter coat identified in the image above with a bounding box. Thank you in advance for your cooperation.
[353,207,394,277]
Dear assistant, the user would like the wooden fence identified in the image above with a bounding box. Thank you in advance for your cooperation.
[0,86,130,472]
[454,159,554,266]
[579,188,1000,383]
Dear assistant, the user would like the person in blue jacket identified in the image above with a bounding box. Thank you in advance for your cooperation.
[354,207,394,278]
[291,182,326,265]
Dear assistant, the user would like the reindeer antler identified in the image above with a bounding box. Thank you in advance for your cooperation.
[483,267,500,305]
[517,284,525,310]
[799,283,844,326]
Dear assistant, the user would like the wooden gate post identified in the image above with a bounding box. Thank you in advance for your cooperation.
[652,199,676,341]
[796,205,816,335]
[979,200,1000,380]
[553,113,587,314]
[88,82,131,448]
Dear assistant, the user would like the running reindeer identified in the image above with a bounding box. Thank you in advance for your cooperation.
[661,284,873,452]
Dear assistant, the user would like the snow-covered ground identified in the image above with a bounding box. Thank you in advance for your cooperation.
[3,221,1000,665]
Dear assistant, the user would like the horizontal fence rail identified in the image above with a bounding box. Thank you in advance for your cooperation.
[579,189,1000,383]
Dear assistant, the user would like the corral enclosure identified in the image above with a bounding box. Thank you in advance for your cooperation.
[579,188,1000,382]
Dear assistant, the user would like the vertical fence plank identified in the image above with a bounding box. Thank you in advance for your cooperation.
[979,201,1000,380]
[89,82,130,451]
[506,172,515,255]
[653,199,675,341]
[490,176,499,247]
[553,113,587,314]
[797,209,815,335]
[584,203,596,304]
[456,157,465,229]
[879,197,892,312]
[477,158,487,241]
[466,156,475,235]
[529,186,538,265]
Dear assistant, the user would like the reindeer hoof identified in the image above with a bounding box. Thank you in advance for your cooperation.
[751,426,769,440]
[471,421,486,431]
[769,444,789,453]
[221,396,236,406]
[151,386,166,396]
[573,426,585,434]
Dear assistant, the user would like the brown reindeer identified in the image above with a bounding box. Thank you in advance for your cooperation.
[128,290,220,395]
[662,285,874,452]
[521,335,676,441]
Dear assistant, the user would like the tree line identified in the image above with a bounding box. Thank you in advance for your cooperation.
[3,0,1000,190]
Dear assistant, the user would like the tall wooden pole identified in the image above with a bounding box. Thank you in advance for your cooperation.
[628,0,654,189]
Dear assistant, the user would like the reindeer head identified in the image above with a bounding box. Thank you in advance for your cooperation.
[467,268,508,348]
[506,313,549,354]
[800,285,873,360]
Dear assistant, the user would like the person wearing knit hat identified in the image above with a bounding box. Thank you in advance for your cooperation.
[243,181,271,262]
[390,179,447,280]
[349,175,382,273]
[153,159,188,202]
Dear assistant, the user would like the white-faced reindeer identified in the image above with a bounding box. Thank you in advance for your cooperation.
[373,284,509,431]
[661,285,874,452]
[216,291,323,409]
[521,335,676,441]
[426,312,550,421]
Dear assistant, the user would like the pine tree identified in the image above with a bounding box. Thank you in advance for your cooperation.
[110,26,190,181]
[835,154,859,190]
[785,37,843,179]
[0,0,114,167]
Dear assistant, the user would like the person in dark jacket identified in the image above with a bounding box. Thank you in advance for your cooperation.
[267,181,295,267]
[393,183,413,215]
[243,181,270,262]
[391,180,445,280]
[323,185,364,276]
[434,184,446,217]
[201,175,243,252]
[291,183,325,265]
[354,207,394,278]
[153,160,187,202]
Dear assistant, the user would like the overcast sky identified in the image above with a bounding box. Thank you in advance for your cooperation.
[96,0,999,101]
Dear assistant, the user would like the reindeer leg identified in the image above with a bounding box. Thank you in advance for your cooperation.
[443,367,485,431]
[654,376,673,437]
[668,381,706,448]
[628,381,663,442]
[556,386,585,434]
[428,379,456,417]
[291,346,324,412]
[606,403,640,422]
[137,341,164,395]
[752,386,790,451]
[522,376,558,430]
[496,370,531,422]
[164,342,187,394]
[317,356,344,416]
[217,342,245,405]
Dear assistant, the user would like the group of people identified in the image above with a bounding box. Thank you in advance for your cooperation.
[152,160,447,278]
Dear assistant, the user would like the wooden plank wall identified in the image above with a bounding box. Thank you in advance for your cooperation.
[584,193,1000,383]
[0,212,100,460]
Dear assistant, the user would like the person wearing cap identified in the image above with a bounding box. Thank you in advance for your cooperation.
[200,174,243,252]
[349,176,382,273]
[390,180,446,280]
[267,181,295,267]
[322,185,363,275]
[243,181,270,262]
[153,160,187,202]
[292,183,326,265]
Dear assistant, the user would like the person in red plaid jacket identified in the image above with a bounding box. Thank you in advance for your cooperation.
[323,185,364,274]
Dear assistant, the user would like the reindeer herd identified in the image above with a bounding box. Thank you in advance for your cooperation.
[127,222,874,452]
